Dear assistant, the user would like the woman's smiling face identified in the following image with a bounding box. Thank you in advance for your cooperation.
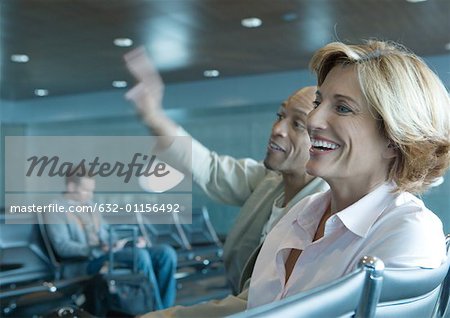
[306,65,395,188]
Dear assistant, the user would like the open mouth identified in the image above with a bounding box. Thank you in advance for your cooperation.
[310,138,340,151]
[268,141,285,152]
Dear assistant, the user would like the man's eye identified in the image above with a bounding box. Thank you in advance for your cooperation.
[294,121,305,129]
[276,113,284,120]
[312,100,320,109]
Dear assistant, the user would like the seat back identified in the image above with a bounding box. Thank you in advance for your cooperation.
[0,210,91,317]
[180,206,222,249]
[136,212,191,250]
[228,256,384,318]
[177,206,224,270]
[375,234,450,318]
[36,212,89,280]
[226,236,450,318]
[435,234,450,317]
[0,211,53,287]
[136,209,224,279]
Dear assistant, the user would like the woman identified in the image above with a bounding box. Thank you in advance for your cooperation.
[247,40,450,308]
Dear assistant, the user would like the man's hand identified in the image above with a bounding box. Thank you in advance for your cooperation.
[111,236,148,252]
[136,236,147,248]
[124,46,179,148]
[124,47,165,124]
[113,238,130,252]
[124,46,163,89]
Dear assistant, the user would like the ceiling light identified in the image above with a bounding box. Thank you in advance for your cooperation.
[11,54,30,63]
[113,38,133,47]
[445,43,450,51]
[405,0,427,2]
[112,80,128,88]
[241,17,262,28]
[34,89,49,97]
[203,70,220,78]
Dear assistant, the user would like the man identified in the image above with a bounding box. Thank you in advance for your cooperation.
[124,48,328,316]
[45,174,178,310]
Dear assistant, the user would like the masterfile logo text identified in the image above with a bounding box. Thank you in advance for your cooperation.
[4,136,192,224]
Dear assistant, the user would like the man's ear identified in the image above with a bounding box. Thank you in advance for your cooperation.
[383,141,398,160]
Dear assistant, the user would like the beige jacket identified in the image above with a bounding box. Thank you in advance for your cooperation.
[148,129,328,317]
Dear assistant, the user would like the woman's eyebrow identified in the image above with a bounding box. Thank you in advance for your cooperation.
[334,94,359,106]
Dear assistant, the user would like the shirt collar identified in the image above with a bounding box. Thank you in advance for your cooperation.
[294,190,331,240]
[336,182,396,237]
[294,182,396,239]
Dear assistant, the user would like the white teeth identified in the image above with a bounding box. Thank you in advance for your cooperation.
[310,138,339,150]
[269,142,284,152]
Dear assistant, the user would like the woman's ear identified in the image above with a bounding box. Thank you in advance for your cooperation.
[383,141,398,159]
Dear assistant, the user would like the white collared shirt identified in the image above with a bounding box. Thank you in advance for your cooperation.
[247,183,446,309]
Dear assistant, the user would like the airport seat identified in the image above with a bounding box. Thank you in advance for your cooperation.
[228,255,385,318]
[178,206,224,268]
[375,233,450,318]
[434,234,450,317]
[37,212,90,280]
[137,207,224,275]
[228,234,450,318]
[0,211,91,317]
[136,212,191,251]
[0,214,53,287]
[135,212,201,271]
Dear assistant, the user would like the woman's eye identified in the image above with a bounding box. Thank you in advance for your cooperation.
[312,100,320,108]
[336,105,352,114]
[276,112,284,121]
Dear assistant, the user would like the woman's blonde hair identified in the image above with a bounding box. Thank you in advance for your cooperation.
[310,40,450,194]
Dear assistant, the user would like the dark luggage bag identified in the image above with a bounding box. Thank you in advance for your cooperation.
[85,225,155,317]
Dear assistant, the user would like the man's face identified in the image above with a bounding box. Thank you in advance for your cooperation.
[263,87,315,175]
[68,177,96,204]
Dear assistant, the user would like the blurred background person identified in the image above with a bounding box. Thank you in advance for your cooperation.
[45,174,178,310]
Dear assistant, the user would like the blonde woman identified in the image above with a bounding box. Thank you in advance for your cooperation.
[248,40,450,308]
[140,40,449,317]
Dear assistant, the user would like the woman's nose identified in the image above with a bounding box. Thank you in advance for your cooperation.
[307,106,328,131]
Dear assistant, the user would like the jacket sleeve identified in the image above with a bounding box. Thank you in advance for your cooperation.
[157,127,269,206]
[45,215,90,258]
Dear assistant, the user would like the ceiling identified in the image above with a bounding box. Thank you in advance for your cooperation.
[1,0,449,101]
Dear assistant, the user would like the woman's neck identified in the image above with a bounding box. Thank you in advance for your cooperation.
[327,177,386,213]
